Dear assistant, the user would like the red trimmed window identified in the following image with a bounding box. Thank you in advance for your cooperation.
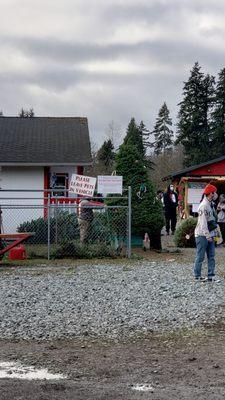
[51,173,69,197]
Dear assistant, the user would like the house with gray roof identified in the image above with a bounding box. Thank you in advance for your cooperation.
[0,116,92,231]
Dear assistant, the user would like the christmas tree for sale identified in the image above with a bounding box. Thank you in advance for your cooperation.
[115,142,164,249]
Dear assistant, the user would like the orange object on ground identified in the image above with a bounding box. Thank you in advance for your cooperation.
[9,245,27,260]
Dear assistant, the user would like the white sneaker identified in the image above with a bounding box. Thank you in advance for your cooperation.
[206,277,220,283]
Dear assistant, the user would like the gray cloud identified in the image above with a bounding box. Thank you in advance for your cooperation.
[1,0,225,145]
[2,33,225,70]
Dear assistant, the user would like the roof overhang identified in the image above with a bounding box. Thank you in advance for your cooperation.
[163,155,225,181]
[0,162,92,167]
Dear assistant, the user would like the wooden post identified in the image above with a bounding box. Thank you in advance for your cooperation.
[184,180,189,218]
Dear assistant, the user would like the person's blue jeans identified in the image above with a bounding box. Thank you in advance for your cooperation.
[194,236,215,278]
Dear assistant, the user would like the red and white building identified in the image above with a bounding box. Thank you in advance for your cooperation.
[165,156,225,218]
[0,116,92,231]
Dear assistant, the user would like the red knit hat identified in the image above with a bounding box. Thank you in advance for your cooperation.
[203,184,217,195]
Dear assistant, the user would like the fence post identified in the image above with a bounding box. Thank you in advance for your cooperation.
[55,199,58,245]
[127,186,132,258]
[47,193,50,260]
[0,207,2,251]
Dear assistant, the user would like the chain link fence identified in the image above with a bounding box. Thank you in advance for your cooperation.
[0,190,131,261]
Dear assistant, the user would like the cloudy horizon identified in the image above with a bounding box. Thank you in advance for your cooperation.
[1,0,225,147]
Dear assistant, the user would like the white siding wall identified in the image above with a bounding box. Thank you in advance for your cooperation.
[0,166,79,233]
[0,166,44,193]
[0,167,44,233]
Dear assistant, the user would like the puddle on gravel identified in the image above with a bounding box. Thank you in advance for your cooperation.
[132,384,154,392]
[0,362,66,380]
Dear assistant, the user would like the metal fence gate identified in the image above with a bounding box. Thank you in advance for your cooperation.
[0,188,131,260]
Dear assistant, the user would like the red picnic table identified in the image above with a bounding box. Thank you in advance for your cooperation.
[0,232,34,260]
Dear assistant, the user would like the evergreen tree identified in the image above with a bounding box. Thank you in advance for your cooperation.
[202,73,215,144]
[124,117,145,157]
[0,110,3,116]
[97,139,115,169]
[138,120,152,152]
[211,68,225,157]
[152,102,174,155]
[19,108,35,117]
[176,62,215,166]
[114,142,164,249]
[138,120,154,169]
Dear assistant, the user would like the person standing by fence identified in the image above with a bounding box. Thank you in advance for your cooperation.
[78,197,105,244]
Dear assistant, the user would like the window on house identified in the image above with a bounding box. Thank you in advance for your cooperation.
[51,173,68,197]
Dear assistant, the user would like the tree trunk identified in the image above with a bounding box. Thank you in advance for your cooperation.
[149,231,162,250]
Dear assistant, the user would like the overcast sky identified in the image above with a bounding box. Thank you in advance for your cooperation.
[1,0,225,147]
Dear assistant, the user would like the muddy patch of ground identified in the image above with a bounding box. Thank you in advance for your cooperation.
[0,326,225,400]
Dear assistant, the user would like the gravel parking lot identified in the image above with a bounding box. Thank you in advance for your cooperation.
[0,257,224,341]
[0,245,225,400]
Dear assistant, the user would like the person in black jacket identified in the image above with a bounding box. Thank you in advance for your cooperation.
[163,184,178,235]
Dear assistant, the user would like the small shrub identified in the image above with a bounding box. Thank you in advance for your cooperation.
[90,210,127,244]
[174,217,197,248]
[89,214,112,244]
[17,216,48,244]
[17,212,79,244]
[53,240,115,259]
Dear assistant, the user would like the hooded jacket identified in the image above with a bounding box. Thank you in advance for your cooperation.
[195,197,215,239]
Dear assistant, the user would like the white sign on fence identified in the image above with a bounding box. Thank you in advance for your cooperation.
[69,174,96,197]
[97,175,123,195]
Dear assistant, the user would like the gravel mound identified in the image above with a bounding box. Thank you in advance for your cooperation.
[0,261,224,340]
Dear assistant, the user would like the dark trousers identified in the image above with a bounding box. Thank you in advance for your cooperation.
[165,210,177,234]
[218,222,225,243]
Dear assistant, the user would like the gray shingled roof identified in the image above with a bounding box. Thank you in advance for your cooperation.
[0,117,92,165]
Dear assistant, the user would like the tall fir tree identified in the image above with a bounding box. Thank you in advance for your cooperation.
[114,142,164,248]
[176,62,215,166]
[152,102,174,155]
[123,117,145,157]
[97,139,115,170]
[138,120,152,152]
[211,68,225,157]
[111,118,165,247]
[138,120,154,169]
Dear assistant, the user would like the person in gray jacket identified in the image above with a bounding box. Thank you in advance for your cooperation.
[193,184,219,282]
[78,197,105,244]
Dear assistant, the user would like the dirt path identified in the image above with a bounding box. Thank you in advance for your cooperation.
[0,325,225,400]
